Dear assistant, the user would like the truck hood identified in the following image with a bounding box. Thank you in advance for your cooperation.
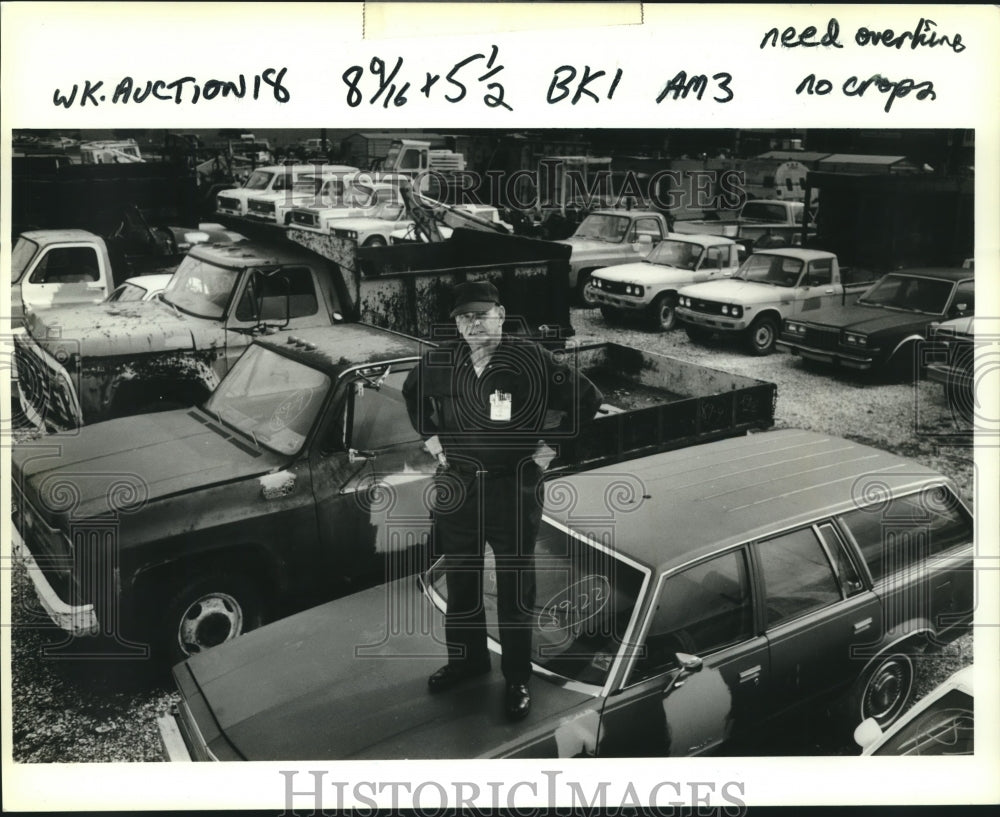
[594,261,704,286]
[796,303,938,336]
[15,408,283,519]
[26,299,198,358]
[179,577,596,760]
[679,279,780,304]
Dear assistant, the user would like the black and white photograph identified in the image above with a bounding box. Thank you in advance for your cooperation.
[2,3,998,814]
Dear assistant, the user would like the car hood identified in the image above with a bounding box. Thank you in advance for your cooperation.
[679,279,781,304]
[26,299,198,358]
[594,261,702,286]
[179,577,597,760]
[797,303,939,335]
[14,409,283,519]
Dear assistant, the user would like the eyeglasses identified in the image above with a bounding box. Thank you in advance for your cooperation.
[456,311,501,326]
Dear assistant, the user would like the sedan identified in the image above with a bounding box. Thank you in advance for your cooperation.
[104,273,174,303]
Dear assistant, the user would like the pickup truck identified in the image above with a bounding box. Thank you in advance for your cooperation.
[9,219,236,329]
[778,267,975,381]
[673,199,813,249]
[215,164,335,217]
[156,429,971,760]
[11,335,776,666]
[12,227,573,430]
[588,234,742,331]
[243,165,358,225]
[285,179,402,235]
[676,249,879,355]
[557,209,671,305]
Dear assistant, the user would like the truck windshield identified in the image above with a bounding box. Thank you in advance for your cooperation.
[204,344,330,455]
[735,254,803,287]
[244,171,275,191]
[646,239,703,270]
[11,236,40,284]
[161,256,241,318]
[740,202,793,222]
[573,214,630,242]
[425,520,647,688]
[857,274,955,314]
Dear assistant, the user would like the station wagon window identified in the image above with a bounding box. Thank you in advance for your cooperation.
[758,527,841,627]
[349,369,423,451]
[631,550,753,682]
[235,266,319,322]
[838,488,972,583]
[816,522,864,596]
[28,245,100,284]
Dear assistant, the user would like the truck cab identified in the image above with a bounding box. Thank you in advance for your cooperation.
[558,209,670,305]
[10,230,114,328]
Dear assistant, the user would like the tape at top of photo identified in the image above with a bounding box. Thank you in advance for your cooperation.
[363,1,643,40]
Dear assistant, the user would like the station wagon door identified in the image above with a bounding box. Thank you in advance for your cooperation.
[755,522,883,718]
[312,365,436,582]
[596,548,770,756]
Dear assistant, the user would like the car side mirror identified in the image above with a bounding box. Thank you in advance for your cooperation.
[670,652,704,689]
[636,234,653,246]
[853,716,884,750]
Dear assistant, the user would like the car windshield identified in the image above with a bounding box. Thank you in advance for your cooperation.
[573,214,630,242]
[646,239,703,269]
[106,282,146,302]
[734,253,803,286]
[856,274,955,314]
[161,256,241,319]
[244,170,275,191]
[11,236,40,283]
[425,519,648,688]
[204,344,330,455]
[873,688,974,756]
[371,202,404,220]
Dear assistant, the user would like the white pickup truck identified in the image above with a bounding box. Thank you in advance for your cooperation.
[243,165,358,225]
[215,164,336,217]
[676,248,879,355]
[588,234,742,331]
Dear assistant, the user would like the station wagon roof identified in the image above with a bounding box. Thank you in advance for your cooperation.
[257,324,431,378]
[543,429,947,573]
[882,268,973,282]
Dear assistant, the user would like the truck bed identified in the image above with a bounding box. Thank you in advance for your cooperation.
[551,342,776,473]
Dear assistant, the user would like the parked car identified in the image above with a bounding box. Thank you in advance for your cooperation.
[778,268,975,379]
[923,315,977,424]
[854,666,974,755]
[158,429,972,760]
[104,273,174,303]
[588,234,742,331]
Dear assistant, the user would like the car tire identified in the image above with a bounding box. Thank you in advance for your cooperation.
[161,573,264,666]
[649,293,677,332]
[685,324,713,344]
[576,272,598,308]
[852,653,915,729]
[362,236,387,248]
[746,316,779,356]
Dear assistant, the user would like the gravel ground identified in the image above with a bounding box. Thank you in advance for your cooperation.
[9,307,976,761]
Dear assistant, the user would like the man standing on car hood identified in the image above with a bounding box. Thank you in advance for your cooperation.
[403,280,602,720]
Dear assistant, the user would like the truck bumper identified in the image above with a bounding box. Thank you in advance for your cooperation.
[589,289,650,312]
[12,523,99,636]
[676,309,748,333]
[776,340,874,370]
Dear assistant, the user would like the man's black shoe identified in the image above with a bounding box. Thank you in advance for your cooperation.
[505,682,531,720]
[427,661,491,693]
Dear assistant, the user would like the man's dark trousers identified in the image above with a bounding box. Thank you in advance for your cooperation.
[433,459,544,684]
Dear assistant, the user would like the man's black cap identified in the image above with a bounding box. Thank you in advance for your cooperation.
[450,281,501,318]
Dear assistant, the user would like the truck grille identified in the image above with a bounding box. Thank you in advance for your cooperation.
[217,196,240,212]
[289,210,319,228]
[686,298,726,317]
[13,336,80,429]
[248,200,275,217]
[801,326,841,352]
[596,280,635,296]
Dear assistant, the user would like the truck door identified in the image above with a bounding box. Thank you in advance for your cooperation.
[18,243,107,313]
[793,258,840,315]
[627,217,664,256]
[311,365,436,584]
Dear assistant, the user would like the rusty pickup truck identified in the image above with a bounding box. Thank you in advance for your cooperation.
[12,228,573,430]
